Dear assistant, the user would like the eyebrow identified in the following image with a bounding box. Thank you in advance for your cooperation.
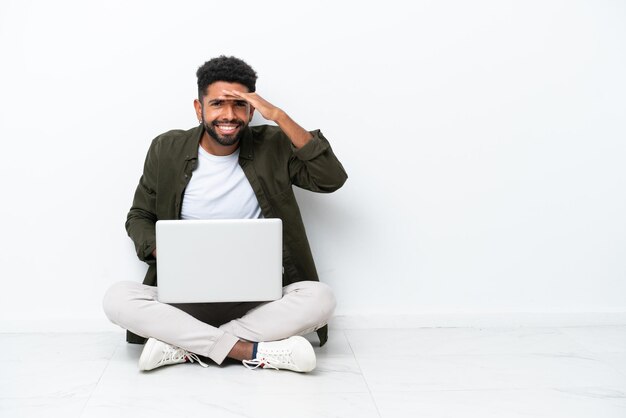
[207,99,248,105]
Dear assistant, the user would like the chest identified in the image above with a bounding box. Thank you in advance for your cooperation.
[180,150,262,220]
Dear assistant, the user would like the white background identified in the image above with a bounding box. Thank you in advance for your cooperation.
[0,0,625,330]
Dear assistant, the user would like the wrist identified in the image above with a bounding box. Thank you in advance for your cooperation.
[273,109,289,125]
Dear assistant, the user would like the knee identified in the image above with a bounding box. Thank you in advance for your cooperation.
[305,281,337,324]
[292,282,337,326]
[102,281,141,324]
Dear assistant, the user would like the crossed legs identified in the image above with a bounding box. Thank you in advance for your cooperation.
[102,280,336,365]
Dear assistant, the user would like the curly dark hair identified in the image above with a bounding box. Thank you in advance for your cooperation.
[196,56,257,99]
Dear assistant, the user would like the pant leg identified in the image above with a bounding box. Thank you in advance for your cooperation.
[102,281,238,364]
[102,280,336,364]
[219,281,336,342]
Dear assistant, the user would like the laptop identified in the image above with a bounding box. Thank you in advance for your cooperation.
[155,219,283,303]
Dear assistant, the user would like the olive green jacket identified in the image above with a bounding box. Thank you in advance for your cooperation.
[125,124,347,346]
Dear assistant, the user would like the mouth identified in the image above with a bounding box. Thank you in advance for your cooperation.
[213,121,242,136]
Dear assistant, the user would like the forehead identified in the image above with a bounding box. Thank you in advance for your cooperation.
[204,81,250,99]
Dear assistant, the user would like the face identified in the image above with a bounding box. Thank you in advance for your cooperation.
[194,81,254,147]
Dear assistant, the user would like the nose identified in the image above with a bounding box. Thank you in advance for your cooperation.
[221,103,236,120]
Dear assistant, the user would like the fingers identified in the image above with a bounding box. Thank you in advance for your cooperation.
[221,89,239,98]
[221,89,252,100]
[221,89,279,121]
[221,89,266,106]
[223,89,268,108]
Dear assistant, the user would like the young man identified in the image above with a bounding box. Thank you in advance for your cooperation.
[103,56,347,372]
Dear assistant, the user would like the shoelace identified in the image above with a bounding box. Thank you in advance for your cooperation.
[242,347,297,370]
[160,345,209,368]
[242,357,279,370]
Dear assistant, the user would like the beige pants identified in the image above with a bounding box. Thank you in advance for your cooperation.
[102,280,336,364]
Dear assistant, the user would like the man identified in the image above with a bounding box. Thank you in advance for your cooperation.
[102,56,347,373]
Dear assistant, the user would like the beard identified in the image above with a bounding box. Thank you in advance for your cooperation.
[203,117,247,147]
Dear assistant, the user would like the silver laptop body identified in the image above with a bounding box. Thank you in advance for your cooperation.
[155,219,283,303]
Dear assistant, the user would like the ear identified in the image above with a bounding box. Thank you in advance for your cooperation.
[193,99,203,122]
[248,105,255,122]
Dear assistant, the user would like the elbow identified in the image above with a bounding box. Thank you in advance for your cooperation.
[332,171,348,192]
[318,171,348,193]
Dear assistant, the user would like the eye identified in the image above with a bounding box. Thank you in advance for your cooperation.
[209,100,223,107]
[235,100,248,108]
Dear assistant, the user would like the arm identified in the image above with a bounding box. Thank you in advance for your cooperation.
[221,89,313,149]
[288,129,348,192]
[125,138,160,263]
[222,89,348,192]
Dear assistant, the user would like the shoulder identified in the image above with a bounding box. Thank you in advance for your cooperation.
[154,126,200,145]
[249,124,291,150]
[251,124,288,141]
[148,125,201,155]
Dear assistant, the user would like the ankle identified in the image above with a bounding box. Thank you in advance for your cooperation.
[227,340,254,361]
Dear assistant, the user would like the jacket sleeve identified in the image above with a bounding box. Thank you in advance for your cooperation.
[125,138,160,263]
[288,130,348,192]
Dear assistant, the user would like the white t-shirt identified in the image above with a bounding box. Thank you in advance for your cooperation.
[180,146,262,220]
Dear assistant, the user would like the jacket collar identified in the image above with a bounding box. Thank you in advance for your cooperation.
[184,124,255,161]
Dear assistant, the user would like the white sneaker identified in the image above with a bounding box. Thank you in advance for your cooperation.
[243,336,316,372]
[138,338,208,371]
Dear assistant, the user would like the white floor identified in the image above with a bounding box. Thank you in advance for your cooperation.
[2,326,626,417]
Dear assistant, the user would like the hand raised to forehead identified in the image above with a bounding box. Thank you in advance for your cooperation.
[221,89,283,122]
